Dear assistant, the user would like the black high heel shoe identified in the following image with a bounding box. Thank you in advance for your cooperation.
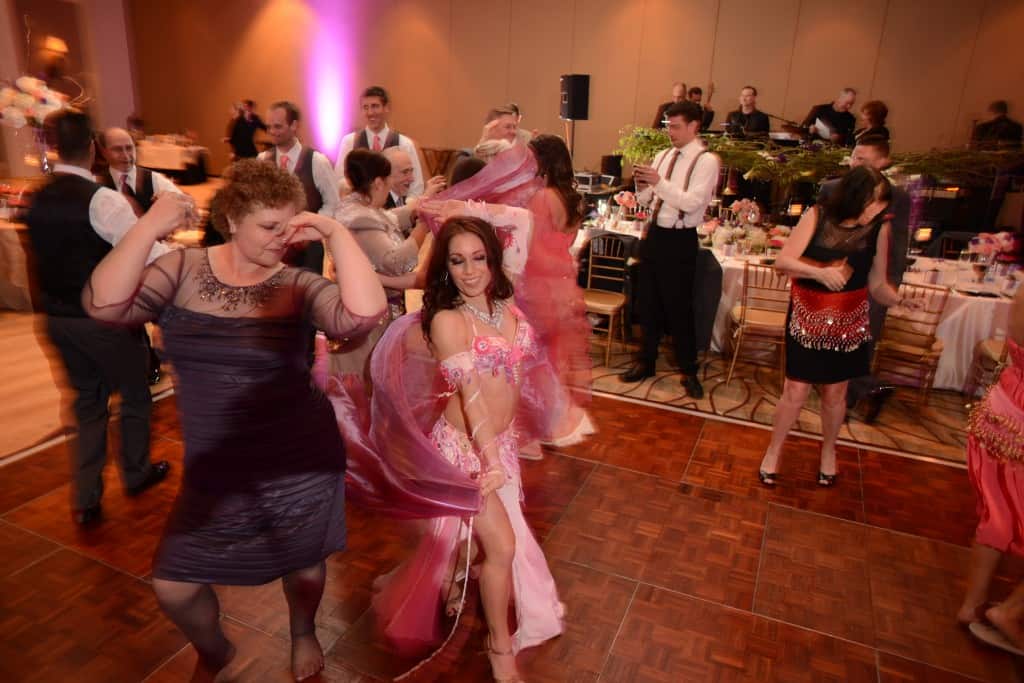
[758,470,778,487]
[818,471,838,487]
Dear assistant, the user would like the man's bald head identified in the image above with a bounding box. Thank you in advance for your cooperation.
[101,127,136,172]
[383,147,414,197]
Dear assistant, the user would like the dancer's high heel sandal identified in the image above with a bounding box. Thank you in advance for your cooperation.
[758,470,778,487]
[817,471,838,487]
[484,635,525,683]
[540,412,596,448]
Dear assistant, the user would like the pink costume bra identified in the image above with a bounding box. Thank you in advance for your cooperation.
[439,303,539,393]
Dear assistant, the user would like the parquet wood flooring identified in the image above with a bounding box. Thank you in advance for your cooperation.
[860,448,976,546]
[683,420,866,522]
[0,393,1018,682]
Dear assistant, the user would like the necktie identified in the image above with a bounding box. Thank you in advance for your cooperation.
[395,195,405,207]
[279,154,289,171]
[120,175,143,218]
[372,134,382,152]
[649,149,681,226]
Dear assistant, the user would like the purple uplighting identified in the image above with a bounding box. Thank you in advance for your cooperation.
[305,1,357,161]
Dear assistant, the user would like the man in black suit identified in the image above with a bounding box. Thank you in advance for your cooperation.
[818,135,909,422]
[971,100,1023,150]
[26,111,179,525]
[225,99,266,159]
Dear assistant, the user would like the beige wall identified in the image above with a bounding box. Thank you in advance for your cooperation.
[127,0,1024,174]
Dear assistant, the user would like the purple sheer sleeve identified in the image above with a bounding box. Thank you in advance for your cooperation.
[82,248,186,325]
[295,269,384,340]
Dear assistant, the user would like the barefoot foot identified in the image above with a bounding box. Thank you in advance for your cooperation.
[956,601,989,625]
[986,604,1024,650]
[291,632,324,681]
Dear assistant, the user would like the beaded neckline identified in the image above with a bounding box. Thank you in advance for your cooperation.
[196,250,286,311]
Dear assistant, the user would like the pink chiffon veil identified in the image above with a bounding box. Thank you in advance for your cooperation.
[422,141,544,235]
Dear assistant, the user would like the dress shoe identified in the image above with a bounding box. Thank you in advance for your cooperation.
[620,364,655,383]
[74,503,102,526]
[863,385,894,424]
[682,375,704,399]
[126,460,171,497]
[148,367,162,385]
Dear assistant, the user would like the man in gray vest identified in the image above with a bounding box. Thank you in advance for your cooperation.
[259,100,338,273]
[335,86,425,198]
[26,110,185,525]
[622,100,721,399]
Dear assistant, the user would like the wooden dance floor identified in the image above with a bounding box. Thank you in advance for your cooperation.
[0,395,1021,681]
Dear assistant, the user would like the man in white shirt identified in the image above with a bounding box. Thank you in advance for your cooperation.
[259,100,337,273]
[335,86,425,198]
[622,100,721,398]
[99,127,183,216]
[25,111,190,524]
[98,127,183,384]
[381,147,445,211]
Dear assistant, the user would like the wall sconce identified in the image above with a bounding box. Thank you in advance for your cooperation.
[41,36,69,56]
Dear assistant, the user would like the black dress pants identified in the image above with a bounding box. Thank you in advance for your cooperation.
[638,225,699,376]
[46,316,154,510]
[846,298,888,408]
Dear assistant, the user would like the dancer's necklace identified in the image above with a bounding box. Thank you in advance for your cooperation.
[461,299,504,329]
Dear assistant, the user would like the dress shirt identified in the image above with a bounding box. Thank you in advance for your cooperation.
[54,163,169,264]
[637,138,721,228]
[109,166,182,196]
[334,124,425,197]
[267,139,339,217]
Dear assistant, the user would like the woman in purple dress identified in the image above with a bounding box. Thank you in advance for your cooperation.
[84,160,386,680]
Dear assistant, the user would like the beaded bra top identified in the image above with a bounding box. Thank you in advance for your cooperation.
[439,302,538,392]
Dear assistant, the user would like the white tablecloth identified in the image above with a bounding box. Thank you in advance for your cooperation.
[136,140,205,171]
[0,220,31,311]
[709,252,1014,391]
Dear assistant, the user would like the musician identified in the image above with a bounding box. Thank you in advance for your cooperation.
[724,86,769,138]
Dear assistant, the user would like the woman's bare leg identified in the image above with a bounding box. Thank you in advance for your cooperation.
[760,379,812,473]
[473,491,518,680]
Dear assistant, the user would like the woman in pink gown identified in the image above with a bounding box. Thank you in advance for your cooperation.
[958,286,1024,654]
[317,216,570,682]
[518,134,592,401]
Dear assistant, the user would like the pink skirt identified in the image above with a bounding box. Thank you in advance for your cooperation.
[968,379,1024,556]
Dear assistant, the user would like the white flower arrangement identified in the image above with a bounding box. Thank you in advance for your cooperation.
[0,76,69,130]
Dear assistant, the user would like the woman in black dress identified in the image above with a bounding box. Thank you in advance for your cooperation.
[758,166,917,487]
[83,160,386,680]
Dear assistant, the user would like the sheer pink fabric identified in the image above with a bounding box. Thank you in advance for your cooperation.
[314,311,572,658]
[423,142,543,235]
[517,190,592,397]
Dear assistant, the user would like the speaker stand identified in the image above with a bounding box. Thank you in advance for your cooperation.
[563,118,576,161]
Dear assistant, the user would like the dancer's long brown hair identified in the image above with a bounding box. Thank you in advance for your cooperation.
[529,134,585,228]
[421,216,514,342]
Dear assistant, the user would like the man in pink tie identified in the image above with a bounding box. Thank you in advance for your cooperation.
[334,86,425,198]
[259,101,338,273]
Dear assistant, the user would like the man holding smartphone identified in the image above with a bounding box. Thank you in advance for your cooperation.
[621,100,720,398]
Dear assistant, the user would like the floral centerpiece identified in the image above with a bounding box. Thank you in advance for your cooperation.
[729,198,761,225]
[969,232,1022,264]
[0,76,74,173]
